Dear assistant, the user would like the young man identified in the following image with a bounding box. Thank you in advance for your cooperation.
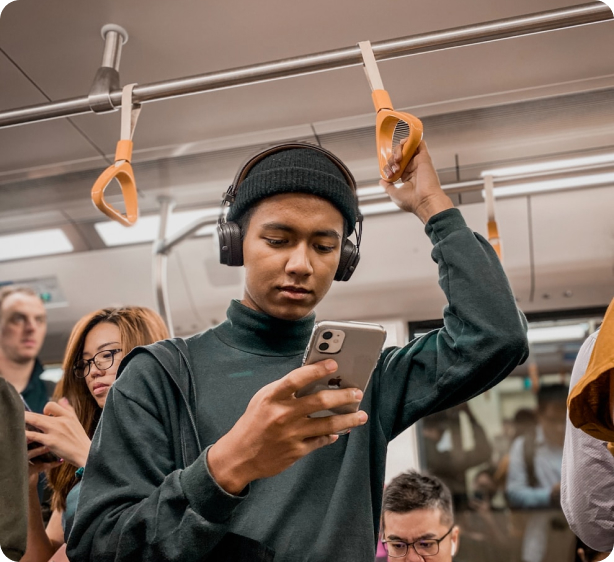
[380,471,459,562]
[0,286,49,413]
[68,140,528,561]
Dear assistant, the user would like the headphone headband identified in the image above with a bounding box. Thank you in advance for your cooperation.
[218,141,362,281]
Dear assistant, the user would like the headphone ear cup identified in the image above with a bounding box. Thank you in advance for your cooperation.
[217,221,243,266]
[335,239,360,282]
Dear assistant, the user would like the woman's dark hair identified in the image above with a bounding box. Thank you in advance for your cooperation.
[47,306,168,511]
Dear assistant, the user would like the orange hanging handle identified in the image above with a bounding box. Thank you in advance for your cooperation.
[359,41,423,183]
[487,219,503,261]
[484,174,503,261]
[91,84,141,227]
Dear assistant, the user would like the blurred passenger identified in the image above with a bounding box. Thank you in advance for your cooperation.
[21,306,168,562]
[0,378,28,562]
[422,403,492,510]
[506,384,575,562]
[0,286,54,525]
[381,471,459,561]
[563,325,614,553]
[0,285,49,413]
[458,467,516,561]
[495,408,538,488]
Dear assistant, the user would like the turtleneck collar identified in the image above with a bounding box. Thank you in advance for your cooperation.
[213,299,315,356]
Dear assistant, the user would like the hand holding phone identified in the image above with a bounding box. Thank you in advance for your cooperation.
[207,359,369,494]
[22,397,61,464]
[295,320,387,418]
[24,399,92,467]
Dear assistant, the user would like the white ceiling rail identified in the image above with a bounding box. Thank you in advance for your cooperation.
[0,2,611,129]
[153,196,177,336]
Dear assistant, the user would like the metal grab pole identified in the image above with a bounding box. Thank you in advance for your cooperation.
[0,2,610,128]
[153,196,176,336]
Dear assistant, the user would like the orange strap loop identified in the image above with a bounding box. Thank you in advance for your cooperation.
[487,220,503,261]
[91,84,141,227]
[358,41,423,183]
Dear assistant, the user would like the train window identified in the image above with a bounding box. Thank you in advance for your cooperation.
[406,311,604,562]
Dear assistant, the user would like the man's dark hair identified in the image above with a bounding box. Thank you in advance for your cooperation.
[383,471,454,526]
[537,384,569,410]
[235,205,257,239]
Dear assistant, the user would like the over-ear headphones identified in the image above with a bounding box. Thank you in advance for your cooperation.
[217,142,362,282]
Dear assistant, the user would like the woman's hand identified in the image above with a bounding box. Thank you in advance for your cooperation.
[380,139,454,224]
[27,445,62,488]
[25,398,91,468]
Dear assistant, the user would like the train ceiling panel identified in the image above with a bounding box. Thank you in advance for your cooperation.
[529,185,614,311]
[1,0,613,176]
[0,53,104,175]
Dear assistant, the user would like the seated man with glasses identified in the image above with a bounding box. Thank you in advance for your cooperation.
[382,471,459,561]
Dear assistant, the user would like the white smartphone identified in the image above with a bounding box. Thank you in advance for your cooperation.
[295,320,387,417]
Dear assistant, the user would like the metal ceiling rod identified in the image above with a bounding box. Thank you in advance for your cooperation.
[0,2,611,128]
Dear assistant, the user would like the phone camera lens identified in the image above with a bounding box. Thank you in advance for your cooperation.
[322,331,333,340]
[318,342,330,351]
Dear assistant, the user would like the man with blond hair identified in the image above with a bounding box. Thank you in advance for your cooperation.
[0,285,48,413]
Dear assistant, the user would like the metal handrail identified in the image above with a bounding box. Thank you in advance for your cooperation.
[0,2,611,128]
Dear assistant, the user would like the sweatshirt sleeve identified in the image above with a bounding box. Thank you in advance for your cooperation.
[561,331,614,552]
[375,208,529,440]
[66,354,247,562]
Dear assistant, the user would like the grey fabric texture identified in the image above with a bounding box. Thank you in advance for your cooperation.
[0,378,28,561]
[226,148,358,234]
[561,330,614,552]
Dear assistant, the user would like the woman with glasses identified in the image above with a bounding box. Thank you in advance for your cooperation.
[21,306,168,562]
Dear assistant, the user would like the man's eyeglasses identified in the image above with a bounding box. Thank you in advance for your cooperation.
[383,524,455,558]
[73,349,122,378]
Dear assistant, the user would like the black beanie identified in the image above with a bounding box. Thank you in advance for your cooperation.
[226,148,359,235]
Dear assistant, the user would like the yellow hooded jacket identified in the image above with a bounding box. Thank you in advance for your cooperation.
[568,300,614,456]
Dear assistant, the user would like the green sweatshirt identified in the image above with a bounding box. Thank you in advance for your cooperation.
[67,208,528,562]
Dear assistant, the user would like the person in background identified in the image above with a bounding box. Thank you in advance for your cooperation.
[381,471,460,562]
[0,285,54,524]
[22,306,169,562]
[0,378,28,562]
[0,285,49,413]
[422,403,492,511]
[458,466,516,561]
[494,408,538,489]
[561,329,614,553]
[506,384,575,562]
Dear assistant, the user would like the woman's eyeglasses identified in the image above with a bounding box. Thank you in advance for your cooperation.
[73,349,122,378]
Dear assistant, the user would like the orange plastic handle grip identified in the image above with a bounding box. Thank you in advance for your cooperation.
[91,140,138,227]
[487,220,503,261]
[375,108,423,183]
